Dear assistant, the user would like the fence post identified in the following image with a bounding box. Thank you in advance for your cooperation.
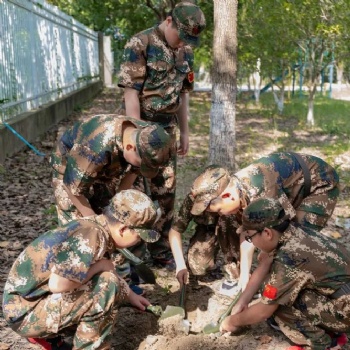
[98,32,105,86]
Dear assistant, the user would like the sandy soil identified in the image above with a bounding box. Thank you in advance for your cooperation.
[0,88,350,350]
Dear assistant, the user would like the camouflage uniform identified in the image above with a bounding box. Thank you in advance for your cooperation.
[241,198,350,350]
[50,114,170,225]
[2,190,160,350]
[234,152,340,232]
[118,2,206,258]
[172,165,240,280]
[172,194,240,280]
[2,217,128,349]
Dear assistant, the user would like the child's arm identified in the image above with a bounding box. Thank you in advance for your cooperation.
[124,88,141,120]
[117,172,138,192]
[231,254,273,316]
[177,92,190,156]
[62,183,95,217]
[238,237,255,291]
[48,259,115,293]
[169,228,188,285]
[221,301,278,333]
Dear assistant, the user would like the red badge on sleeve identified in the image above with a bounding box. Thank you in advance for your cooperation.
[187,71,194,83]
[262,284,278,300]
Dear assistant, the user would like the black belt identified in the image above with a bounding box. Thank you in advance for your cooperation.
[198,224,217,231]
[141,111,177,124]
[331,282,350,299]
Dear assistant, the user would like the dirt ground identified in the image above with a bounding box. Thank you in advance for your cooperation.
[1,88,350,350]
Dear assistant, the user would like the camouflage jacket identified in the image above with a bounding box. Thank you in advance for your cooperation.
[118,25,194,116]
[261,223,350,306]
[172,193,239,234]
[235,152,339,221]
[50,115,147,197]
[2,216,122,324]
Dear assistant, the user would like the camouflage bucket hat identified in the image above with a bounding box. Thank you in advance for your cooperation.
[240,198,289,232]
[136,124,172,178]
[172,2,206,47]
[108,189,160,243]
[190,165,231,215]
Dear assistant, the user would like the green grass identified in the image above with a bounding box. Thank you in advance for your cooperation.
[183,90,350,196]
[247,92,350,137]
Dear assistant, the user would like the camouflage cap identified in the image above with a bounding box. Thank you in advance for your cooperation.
[108,189,160,243]
[172,2,206,47]
[136,124,172,178]
[190,165,231,215]
[240,198,289,232]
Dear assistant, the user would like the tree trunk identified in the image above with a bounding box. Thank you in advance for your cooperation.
[209,0,238,171]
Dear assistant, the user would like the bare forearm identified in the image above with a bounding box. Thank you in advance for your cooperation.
[117,173,138,192]
[169,228,186,270]
[226,302,278,328]
[63,184,95,217]
[177,92,189,135]
[239,239,255,290]
[239,257,272,305]
[124,88,141,119]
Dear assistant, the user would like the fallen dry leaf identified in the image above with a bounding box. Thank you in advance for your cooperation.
[260,334,272,344]
[330,231,342,239]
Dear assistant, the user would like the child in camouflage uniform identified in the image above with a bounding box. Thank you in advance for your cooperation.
[169,165,241,295]
[207,152,340,291]
[220,197,350,350]
[50,114,171,225]
[2,189,161,350]
[118,2,206,268]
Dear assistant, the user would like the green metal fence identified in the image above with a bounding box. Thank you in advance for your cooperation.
[0,0,100,122]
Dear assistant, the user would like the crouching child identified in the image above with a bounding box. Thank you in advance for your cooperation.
[2,189,161,350]
[220,197,350,350]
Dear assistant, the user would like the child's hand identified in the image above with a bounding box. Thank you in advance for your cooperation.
[176,268,189,285]
[128,290,150,311]
[230,300,248,316]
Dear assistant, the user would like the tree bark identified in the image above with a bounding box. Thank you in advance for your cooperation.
[209,0,238,171]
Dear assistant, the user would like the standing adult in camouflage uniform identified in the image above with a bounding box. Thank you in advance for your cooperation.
[2,190,161,350]
[169,165,240,294]
[50,114,171,225]
[118,2,206,267]
[220,198,350,350]
[208,152,340,290]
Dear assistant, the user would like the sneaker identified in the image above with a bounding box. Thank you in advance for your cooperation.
[329,332,348,348]
[285,333,348,350]
[28,336,72,350]
[266,316,281,332]
[129,284,144,295]
[218,279,240,297]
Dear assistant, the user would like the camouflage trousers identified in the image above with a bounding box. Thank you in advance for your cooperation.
[10,272,129,350]
[295,183,340,232]
[133,124,177,259]
[273,289,350,350]
[187,222,241,281]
